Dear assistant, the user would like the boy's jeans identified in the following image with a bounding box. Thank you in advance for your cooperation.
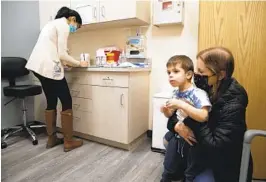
[162,131,188,181]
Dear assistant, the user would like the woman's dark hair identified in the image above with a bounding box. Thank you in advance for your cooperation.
[55,7,82,25]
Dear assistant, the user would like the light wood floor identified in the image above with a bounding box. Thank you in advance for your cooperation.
[1,133,165,182]
[2,132,265,182]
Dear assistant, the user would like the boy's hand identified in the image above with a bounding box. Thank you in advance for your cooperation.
[166,98,186,110]
[160,105,168,113]
[160,105,174,118]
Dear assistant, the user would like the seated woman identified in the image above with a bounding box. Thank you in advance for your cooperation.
[170,47,253,182]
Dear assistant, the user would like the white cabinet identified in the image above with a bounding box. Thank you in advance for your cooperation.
[70,0,98,24]
[152,92,172,151]
[91,86,128,143]
[70,0,150,28]
[153,0,184,26]
[39,0,71,30]
[39,0,150,30]
[98,0,136,22]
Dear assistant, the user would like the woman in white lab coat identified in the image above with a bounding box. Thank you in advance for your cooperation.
[26,7,88,152]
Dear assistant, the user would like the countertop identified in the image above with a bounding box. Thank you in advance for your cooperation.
[67,67,151,72]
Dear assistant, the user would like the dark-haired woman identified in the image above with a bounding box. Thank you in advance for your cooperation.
[26,7,88,152]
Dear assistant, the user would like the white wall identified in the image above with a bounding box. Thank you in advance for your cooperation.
[147,2,199,129]
[1,1,40,128]
[68,1,199,129]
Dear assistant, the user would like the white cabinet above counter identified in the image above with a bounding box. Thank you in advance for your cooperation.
[39,0,151,31]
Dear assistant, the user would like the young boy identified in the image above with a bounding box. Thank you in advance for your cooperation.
[160,55,211,182]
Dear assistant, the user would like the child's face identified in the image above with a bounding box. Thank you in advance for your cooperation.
[167,63,191,87]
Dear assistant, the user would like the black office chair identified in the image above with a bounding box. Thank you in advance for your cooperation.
[1,57,46,149]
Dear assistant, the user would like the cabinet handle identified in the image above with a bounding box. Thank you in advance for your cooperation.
[102,76,113,81]
[120,94,124,106]
[72,76,79,80]
[73,116,81,121]
[70,90,80,97]
[101,6,105,17]
[93,7,97,18]
[73,104,80,110]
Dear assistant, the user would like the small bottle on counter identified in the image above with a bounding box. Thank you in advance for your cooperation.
[118,50,127,65]
[101,56,106,65]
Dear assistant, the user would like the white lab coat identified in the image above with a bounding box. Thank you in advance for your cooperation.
[26,17,80,80]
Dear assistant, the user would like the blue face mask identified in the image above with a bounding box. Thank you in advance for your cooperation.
[69,24,77,33]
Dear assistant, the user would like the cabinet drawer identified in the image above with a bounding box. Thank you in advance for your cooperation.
[73,98,92,113]
[91,73,129,87]
[31,72,91,85]
[65,72,91,85]
[56,98,92,134]
[69,84,92,99]
[73,111,92,134]
[57,98,92,113]
[56,110,92,135]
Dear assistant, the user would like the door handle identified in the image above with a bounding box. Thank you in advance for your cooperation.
[101,6,105,17]
[120,94,124,106]
[93,7,97,18]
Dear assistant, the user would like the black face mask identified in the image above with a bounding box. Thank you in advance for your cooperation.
[194,73,213,94]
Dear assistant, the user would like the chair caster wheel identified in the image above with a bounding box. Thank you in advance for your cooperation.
[32,140,38,145]
[2,142,7,149]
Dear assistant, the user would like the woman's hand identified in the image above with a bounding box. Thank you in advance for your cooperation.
[174,122,197,146]
[63,62,72,71]
[80,61,89,67]
[64,65,72,71]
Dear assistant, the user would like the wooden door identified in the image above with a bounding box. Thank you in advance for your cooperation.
[199,1,266,178]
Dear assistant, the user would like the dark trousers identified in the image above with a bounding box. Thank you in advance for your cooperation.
[185,142,206,182]
[162,131,206,182]
[33,72,72,111]
[162,131,188,181]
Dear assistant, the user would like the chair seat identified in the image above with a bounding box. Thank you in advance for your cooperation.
[3,85,42,97]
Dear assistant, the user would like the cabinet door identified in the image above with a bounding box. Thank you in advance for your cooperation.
[71,0,99,24]
[91,86,129,144]
[99,0,136,22]
[39,0,71,30]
